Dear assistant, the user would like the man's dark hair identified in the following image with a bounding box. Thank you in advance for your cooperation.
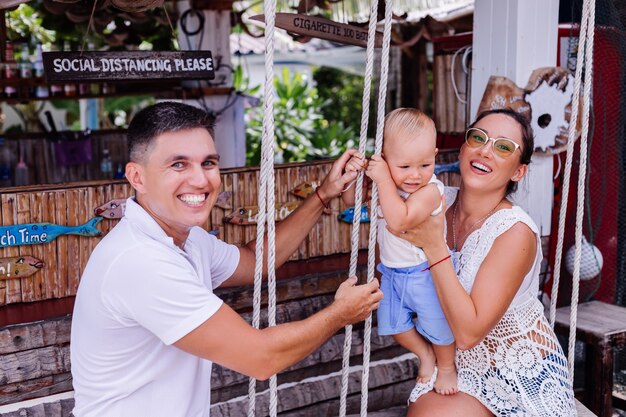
[127,102,216,163]
[469,108,534,194]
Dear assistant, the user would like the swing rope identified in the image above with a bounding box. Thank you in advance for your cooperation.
[360,3,394,416]
[248,0,278,413]
[549,0,594,385]
[340,0,394,414]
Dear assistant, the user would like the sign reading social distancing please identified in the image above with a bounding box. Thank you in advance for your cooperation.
[43,51,215,82]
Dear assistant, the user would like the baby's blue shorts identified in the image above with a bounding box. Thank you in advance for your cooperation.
[377,262,454,346]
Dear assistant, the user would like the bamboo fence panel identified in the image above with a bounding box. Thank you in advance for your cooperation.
[0,154,460,306]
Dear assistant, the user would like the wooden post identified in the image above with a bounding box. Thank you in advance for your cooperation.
[470,0,559,235]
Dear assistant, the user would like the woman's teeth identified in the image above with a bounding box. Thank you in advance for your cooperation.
[471,162,492,173]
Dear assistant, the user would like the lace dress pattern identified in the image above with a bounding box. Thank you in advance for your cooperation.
[409,189,576,416]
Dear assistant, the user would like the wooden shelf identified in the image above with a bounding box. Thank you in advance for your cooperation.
[0,77,232,103]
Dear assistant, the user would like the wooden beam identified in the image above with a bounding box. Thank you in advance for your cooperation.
[0,0,29,11]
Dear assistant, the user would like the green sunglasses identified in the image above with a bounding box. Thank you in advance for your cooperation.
[465,127,521,158]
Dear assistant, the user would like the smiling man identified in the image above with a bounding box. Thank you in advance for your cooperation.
[70,102,382,417]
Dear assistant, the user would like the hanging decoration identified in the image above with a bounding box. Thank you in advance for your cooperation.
[0,256,45,280]
[0,217,102,248]
[477,67,579,155]
[249,13,383,48]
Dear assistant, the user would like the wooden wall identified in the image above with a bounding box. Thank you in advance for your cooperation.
[0,152,460,415]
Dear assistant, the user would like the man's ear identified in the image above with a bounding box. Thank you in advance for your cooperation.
[511,164,528,182]
[125,162,147,194]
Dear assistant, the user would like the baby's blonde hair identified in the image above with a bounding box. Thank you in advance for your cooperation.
[383,108,436,152]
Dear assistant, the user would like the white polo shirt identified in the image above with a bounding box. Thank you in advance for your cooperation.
[71,198,239,417]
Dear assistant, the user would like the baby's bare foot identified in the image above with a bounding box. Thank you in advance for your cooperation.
[434,366,458,395]
[416,349,436,384]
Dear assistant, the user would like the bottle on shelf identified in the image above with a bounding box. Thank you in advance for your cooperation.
[19,43,34,97]
[62,41,77,97]
[88,40,100,95]
[100,148,113,176]
[0,141,13,187]
[3,42,18,98]
[14,145,29,187]
[33,43,49,98]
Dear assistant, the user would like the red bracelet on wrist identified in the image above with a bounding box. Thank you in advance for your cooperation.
[314,188,330,209]
[421,254,451,272]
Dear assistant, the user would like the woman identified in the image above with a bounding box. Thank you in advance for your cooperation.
[395,109,575,416]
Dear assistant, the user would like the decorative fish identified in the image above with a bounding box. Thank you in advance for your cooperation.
[291,181,321,199]
[434,161,460,175]
[95,192,232,220]
[224,201,301,225]
[0,217,103,248]
[94,198,127,219]
[214,191,233,209]
[338,206,370,224]
[0,256,45,280]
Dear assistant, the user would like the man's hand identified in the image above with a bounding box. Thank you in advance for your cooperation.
[345,152,368,173]
[365,155,393,186]
[331,276,383,326]
[316,149,361,202]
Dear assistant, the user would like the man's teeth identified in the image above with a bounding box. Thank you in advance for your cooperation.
[179,194,206,205]
[471,162,492,173]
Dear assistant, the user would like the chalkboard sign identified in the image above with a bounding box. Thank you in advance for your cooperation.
[250,14,382,48]
[42,50,215,82]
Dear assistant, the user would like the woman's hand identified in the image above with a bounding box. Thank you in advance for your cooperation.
[388,198,447,253]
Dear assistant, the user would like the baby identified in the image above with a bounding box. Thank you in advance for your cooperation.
[342,108,457,395]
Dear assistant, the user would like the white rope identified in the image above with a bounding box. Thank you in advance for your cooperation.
[360,2,393,415]
[338,0,380,414]
[567,0,594,384]
[248,0,277,414]
[549,0,594,386]
[451,46,471,104]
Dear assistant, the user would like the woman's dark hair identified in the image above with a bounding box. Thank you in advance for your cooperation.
[127,102,216,163]
[469,108,534,194]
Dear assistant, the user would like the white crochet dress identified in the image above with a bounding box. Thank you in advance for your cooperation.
[409,188,576,416]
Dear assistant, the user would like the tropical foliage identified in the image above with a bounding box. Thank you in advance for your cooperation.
[245,68,357,166]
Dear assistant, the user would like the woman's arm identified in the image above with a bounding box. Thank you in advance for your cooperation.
[390,209,536,350]
[421,223,536,349]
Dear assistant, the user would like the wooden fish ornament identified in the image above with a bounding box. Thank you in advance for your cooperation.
[214,191,233,209]
[94,199,126,219]
[290,181,321,199]
[95,192,232,220]
[0,256,45,280]
[337,206,370,224]
[224,201,301,225]
[0,217,103,248]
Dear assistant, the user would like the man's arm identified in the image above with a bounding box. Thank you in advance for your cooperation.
[222,149,359,288]
[174,276,382,380]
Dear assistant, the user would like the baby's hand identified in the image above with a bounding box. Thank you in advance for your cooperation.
[365,155,392,185]
[345,152,367,173]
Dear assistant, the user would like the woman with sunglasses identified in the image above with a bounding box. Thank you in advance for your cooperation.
[396,108,575,416]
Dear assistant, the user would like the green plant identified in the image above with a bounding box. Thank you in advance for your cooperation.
[245,68,356,166]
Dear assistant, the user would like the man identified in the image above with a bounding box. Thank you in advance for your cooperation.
[70,102,382,417]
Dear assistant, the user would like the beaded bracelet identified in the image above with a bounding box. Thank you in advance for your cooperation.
[420,254,451,272]
[314,188,330,210]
